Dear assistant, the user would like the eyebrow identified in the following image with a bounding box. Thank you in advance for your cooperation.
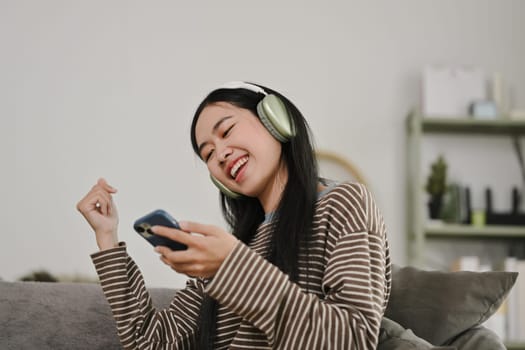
[197,116,233,157]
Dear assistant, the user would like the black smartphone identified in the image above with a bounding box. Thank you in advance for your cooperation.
[133,209,187,251]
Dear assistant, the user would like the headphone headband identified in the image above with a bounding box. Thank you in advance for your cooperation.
[218,81,267,96]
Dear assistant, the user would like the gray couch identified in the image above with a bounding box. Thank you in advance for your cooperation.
[0,265,516,349]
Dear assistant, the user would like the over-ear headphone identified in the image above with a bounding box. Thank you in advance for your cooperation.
[219,81,295,142]
[210,81,296,198]
[210,174,242,199]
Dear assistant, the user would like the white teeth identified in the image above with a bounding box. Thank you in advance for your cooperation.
[230,156,248,178]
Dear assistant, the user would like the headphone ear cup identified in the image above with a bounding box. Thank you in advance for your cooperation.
[210,175,242,199]
[256,94,295,142]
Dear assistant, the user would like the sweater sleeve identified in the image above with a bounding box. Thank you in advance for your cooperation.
[204,184,390,349]
[91,243,203,350]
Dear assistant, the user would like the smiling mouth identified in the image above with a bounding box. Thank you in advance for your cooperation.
[230,156,248,179]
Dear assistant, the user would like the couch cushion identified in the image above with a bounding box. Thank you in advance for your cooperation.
[0,281,175,350]
[384,265,517,346]
[446,325,506,350]
[378,317,455,350]
[0,281,121,350]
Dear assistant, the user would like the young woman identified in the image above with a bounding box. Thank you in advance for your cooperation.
[77,82,391,349]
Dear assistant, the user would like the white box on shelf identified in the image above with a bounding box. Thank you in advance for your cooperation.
[516,260,525,341]
[422,65,487,117]
[504,257,520,342]
[450,255,480,272]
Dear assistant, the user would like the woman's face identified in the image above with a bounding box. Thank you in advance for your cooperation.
[194,102,284,199]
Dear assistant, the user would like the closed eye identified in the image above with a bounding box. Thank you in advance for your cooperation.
[205,149,214,162]
[223,124,234,137]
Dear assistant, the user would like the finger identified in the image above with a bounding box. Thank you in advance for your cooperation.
[166,261,203,277]
[158,253,194,274]
[91,191,112,215]
[151,226,197,246]
[176,265,205,278]
[155,246,195,264]
[159,255,176,270]
[100,192,116,216]
[82,183,112,204]
[97,178,118,194]
[77,191,105,214]
[108,195,116,216]
[178,221,216,236]
[80,191,112,217]
[154,245,173,256]
[157,249,210,278]
[102,197,111,216]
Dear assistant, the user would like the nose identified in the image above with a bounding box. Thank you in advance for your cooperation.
[217,146,233,165]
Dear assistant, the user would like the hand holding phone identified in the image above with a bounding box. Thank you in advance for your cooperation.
[133,209,187,251]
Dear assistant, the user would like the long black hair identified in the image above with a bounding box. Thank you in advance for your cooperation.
[190,83,319,349]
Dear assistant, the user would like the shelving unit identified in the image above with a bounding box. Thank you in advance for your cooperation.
[406,110,525,266]
[406,111,525,349]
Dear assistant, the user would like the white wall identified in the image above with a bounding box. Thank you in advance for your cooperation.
[2,0,525,287]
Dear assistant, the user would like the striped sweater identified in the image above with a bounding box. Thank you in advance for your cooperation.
[91,182,391,349]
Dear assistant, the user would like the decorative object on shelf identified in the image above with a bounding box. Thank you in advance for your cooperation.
[491,72,507,116]
[509,109,525,120]
[440,184,461,223]
[469,100,498,120]
[425,155,448,219]
[485,187,525,226]
[422,64,486,117]
[471,209,486,227]
[441,184,472,224]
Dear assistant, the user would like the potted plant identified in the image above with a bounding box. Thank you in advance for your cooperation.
[425,155,447,219]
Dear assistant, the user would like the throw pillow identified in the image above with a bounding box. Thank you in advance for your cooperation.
[384,265,517,345]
